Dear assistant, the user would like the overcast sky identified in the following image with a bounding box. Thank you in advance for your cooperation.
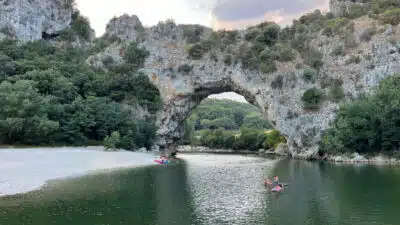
[75,0,328,102]
[75,0,329,36]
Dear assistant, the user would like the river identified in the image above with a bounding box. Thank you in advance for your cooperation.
[0,153,399,225]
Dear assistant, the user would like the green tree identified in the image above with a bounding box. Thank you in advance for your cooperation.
[0,80,59,144]
[104,131,121,151]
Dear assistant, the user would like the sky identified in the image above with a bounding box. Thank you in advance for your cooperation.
[75,0,329,36]
[75,0,329,102]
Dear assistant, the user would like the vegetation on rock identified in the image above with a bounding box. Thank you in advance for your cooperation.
[321,73,400,154]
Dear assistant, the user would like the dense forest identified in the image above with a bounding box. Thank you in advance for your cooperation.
[0,19,161,150]
[182,99,286,151]
[321,73,400,156]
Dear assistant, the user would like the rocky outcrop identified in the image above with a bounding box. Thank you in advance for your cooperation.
[0,0,72,41]
[88,11,400,159]
[3,0,398,159]
[329,0,369,16]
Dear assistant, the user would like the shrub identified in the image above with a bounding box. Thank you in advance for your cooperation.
[178,64,193,74]
[102,56,115,68]
[359,29,373,42]
[302,48,324,69]
[302,68,317,82]
[344,33,358,48]
[71,11,92,40]
[346,55,361,64]
[0,25,15,37]
[186,43,207,59]
[223,54,232,66]
[274,45,295,62]
[245,29,261,41]
[255,23,280,46]
[260,60,277,73]
[259,49,278,61]
[104,131,121,151]
[302,87,324,110]
[323,18,349,36]
[123,42,150,68]
[329,86,345,102]
[347,4,366,19]
[381,8,400,25]
[332,45,345,56]
[271,75,284,89]
[182,25,204,44]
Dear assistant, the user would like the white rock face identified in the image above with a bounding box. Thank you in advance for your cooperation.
[0,0,72,41]
[329,0,368,17]
[90,13,400,159]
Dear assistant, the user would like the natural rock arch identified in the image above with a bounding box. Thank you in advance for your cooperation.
[87,5,400,158]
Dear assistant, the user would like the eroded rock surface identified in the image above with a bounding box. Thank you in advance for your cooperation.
[89,11,400,158]
[0,0,72,41]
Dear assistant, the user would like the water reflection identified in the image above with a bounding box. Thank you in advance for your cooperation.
[1,154,399,225]
[0,164,195,225]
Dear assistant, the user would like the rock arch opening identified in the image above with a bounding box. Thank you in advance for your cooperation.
[178,92,284,152]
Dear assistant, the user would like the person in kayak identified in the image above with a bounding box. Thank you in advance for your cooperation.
[272,176,279,187]
[264,177,272,186]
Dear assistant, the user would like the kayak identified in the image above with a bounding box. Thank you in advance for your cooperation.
[154,159,169,165]
[271,187,283,192]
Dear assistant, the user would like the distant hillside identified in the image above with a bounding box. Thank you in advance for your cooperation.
[182,99,285,151]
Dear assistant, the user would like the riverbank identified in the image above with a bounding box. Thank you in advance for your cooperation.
[177,145,400,165]
[0,147,157,197]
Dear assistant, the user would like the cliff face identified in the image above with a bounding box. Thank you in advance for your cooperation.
[2,0,400,158]
[0,0,72,41]
[89,12,400,158]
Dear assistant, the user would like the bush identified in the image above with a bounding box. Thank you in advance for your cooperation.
[0,25,15,37]
[271,75,284,89]
[347,4,366,19]
[260,60,277,73]
[186,43,207,59]
[104,131,121,151]
[359,29,373,42]
[302,48,324,69]
[329,86,345,102]
[178,64,193,74]
[223,54,232,66]
[344,33,358,48]
[302,68,317,82]
[71,11,92,40]
[274,45,295,62]
[332,45,345,56]
[345,55,361,64]
[381,8,400,25]
[323,18,349,36]
[123,42,150,69]
[182,25,204,44]
[302,87,324,110]
[255,23,280,46]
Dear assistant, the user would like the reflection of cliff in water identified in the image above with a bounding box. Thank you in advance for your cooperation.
[265,159,400,225]
[263,159,340,225]
[155,161,195,225]
[0,164,196,225]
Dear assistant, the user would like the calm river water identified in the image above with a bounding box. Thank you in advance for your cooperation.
[0,153,399,225]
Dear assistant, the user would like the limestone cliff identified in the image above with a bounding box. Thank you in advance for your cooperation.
[0,0,72,41]
[2,0,400,159]
[89,8,400,158]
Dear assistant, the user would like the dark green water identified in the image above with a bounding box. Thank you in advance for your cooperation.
[0,153,399,225]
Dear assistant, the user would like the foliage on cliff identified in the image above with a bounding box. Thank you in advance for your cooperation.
[0,38,161,150]
[321,73,400,154]
[182,99,285,151]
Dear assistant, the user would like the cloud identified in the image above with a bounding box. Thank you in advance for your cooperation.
[186,0,329,29]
